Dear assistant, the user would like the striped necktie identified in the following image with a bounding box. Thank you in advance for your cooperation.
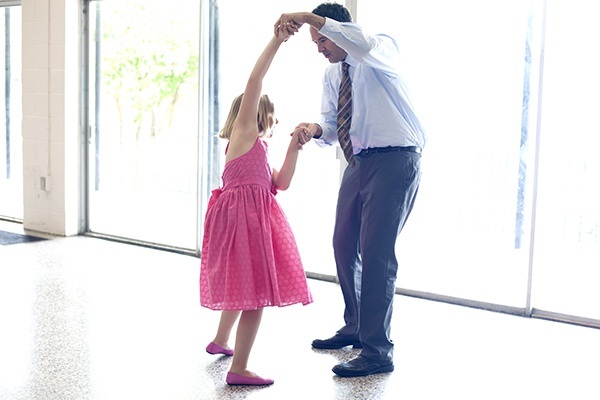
[337,62,355,167]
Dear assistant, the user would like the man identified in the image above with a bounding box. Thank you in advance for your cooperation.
[275,3,425,378]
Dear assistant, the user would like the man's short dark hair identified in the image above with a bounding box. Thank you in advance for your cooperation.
[312,2,352,23]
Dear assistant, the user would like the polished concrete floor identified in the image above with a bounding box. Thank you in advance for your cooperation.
[1,220,599,400]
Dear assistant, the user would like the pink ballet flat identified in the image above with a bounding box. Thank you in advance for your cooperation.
[205,342,234,356]
[226,372,274,386]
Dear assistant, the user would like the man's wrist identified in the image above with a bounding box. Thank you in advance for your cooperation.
[306,13,326,30]
[313,123,323,139]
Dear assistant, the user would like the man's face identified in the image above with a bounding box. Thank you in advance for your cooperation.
[310,27,347,64]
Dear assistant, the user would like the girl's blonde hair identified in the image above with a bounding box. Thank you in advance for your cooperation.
[218,94,275,139]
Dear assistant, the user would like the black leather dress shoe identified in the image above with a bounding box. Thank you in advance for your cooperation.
[311,334,363,349]
[332,355,394,377]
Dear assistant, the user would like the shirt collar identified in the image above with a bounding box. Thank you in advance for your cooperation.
[342,54,358,69]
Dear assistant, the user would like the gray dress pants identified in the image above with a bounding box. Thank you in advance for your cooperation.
[334,149,421,362]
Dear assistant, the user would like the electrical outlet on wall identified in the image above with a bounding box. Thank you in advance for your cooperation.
[40,176,51,192]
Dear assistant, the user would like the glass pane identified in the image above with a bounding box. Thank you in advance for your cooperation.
[216,0,340,275]
[0,6,22,220]
[358,0,535,306]
[87,1,200,249]
[531,1,600,319]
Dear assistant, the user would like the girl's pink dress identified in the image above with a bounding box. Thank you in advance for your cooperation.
[200,138,313,310]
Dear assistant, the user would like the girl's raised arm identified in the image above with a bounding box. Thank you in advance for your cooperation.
[226,28,291,160]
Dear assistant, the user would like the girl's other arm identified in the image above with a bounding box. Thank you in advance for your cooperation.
[272,130,303,191]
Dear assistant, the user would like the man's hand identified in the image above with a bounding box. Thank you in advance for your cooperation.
[275,23,293,42]
[275,12,325,36]
[274,13,308,36]
[291,122,320,146]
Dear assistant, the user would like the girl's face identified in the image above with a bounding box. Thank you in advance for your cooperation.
[266,114,278,138]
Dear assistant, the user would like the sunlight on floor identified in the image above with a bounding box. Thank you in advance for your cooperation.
[1,226,599,399]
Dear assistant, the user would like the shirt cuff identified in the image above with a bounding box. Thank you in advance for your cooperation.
[320,17,343,35]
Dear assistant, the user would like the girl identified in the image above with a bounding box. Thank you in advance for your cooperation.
[200,25,312,386]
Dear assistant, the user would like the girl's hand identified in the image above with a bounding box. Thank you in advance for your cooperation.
[290,127,308,150]
[291,124,313,145]
[274,13,305,36]
[276,21,298,42]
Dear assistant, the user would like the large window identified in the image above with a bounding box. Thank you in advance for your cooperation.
[358,0,537,307]
[530,0,600,320]
[357,0,600,323]
[0,4,22,220]
[81,0,600,325]
[86,0,203,250]
[85,0,342,267]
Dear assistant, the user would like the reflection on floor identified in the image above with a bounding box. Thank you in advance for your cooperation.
[1,221,599,400]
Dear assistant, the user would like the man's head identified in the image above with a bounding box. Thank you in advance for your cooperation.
[310,3,353,64]
[312,2,352,23]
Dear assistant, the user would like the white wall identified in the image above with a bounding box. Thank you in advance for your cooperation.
[21,0,80,235]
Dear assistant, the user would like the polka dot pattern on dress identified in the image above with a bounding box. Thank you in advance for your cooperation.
[200,139,313,310]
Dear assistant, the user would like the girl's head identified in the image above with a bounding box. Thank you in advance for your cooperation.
[219,94,276,139]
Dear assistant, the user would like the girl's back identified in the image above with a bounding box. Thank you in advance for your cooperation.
[222,139,273,193]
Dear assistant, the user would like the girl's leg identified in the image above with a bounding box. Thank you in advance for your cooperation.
[229,309,264,376]
[212,310,241,349]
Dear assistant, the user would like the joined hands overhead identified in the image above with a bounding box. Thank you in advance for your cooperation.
[275,14,302,42]
[274,13,306,37]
